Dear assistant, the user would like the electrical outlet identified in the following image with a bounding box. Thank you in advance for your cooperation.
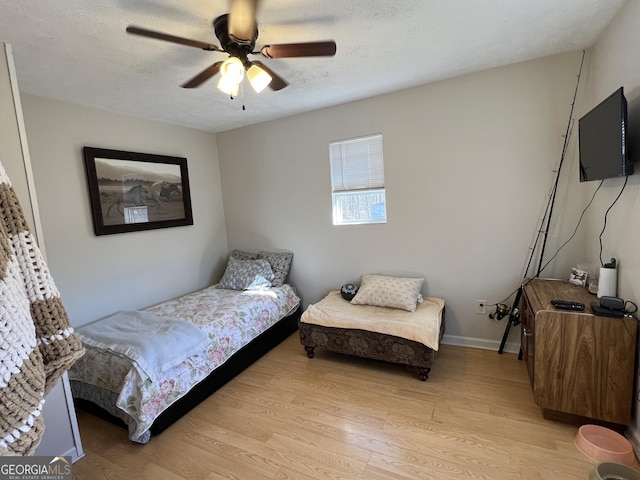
[476,300,487,315]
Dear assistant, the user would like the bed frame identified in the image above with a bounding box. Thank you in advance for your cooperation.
[75,305,301,436]
[298,307,445,381]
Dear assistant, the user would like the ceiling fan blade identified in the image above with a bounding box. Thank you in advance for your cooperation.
[260,41,336,59]
[251,61,288,91]
[126,25,221,51]
[181,62,224,88]
[228,0,260,44]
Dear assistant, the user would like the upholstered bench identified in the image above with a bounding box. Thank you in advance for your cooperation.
[299,276,445,380]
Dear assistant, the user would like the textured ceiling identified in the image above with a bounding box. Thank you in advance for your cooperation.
[0,0,628,132]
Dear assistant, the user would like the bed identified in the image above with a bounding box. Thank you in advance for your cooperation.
[69,250,300,443]
[299,275,445,380]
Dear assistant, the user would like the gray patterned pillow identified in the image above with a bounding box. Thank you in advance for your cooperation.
[217,257,274,290]
[230,250,258,261]
[350,274,424,312]
[258,251,293,287]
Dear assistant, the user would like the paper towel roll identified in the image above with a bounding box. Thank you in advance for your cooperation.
[597,267,617,298]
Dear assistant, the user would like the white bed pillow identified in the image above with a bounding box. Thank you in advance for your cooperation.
[350,274,424,312]
[217,257,274,290]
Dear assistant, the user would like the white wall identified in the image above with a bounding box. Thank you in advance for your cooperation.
[217,51,583,352]
[554,0,640,450]
[20,95,229,327]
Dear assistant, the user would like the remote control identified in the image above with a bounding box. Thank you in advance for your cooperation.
[551,299,585,311]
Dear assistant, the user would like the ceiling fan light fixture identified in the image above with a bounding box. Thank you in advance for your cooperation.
[220,56,245,84]
[247,64,272,93]
[217,75,240,96]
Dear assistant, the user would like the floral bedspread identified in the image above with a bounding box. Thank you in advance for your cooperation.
[69,284,300,443]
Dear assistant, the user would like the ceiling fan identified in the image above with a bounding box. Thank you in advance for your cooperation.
[126,0,337,96]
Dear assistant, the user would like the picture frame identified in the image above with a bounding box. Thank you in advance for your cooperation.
[568,267,588,287]
[83,147,193,236]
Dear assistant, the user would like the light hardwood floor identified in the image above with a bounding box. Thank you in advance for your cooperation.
[71,333,616,479]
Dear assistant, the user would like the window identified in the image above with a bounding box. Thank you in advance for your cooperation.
[329,134,386,225]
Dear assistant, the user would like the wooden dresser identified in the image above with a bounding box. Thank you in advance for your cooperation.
[521,278,637,427]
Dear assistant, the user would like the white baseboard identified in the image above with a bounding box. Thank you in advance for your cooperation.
[441,334,521,354]
[67,446,85,464]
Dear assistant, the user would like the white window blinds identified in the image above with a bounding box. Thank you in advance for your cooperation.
[329,134,386,225]
[330,134,384,192]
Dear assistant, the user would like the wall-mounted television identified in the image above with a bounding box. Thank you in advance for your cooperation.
[578,87,632,182]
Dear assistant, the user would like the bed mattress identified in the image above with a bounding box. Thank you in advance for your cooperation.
[69,284,300,443]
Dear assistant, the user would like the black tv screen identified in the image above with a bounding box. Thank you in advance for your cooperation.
[578,87,632,182]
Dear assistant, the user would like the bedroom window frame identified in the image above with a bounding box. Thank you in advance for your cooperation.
[329,133,386,226]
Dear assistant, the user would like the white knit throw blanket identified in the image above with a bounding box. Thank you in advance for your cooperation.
[0,161,84,456]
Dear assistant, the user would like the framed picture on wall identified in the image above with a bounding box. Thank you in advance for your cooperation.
[83,147,194,236]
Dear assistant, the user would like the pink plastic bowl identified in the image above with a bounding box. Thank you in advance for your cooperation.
[575,424,637,467]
